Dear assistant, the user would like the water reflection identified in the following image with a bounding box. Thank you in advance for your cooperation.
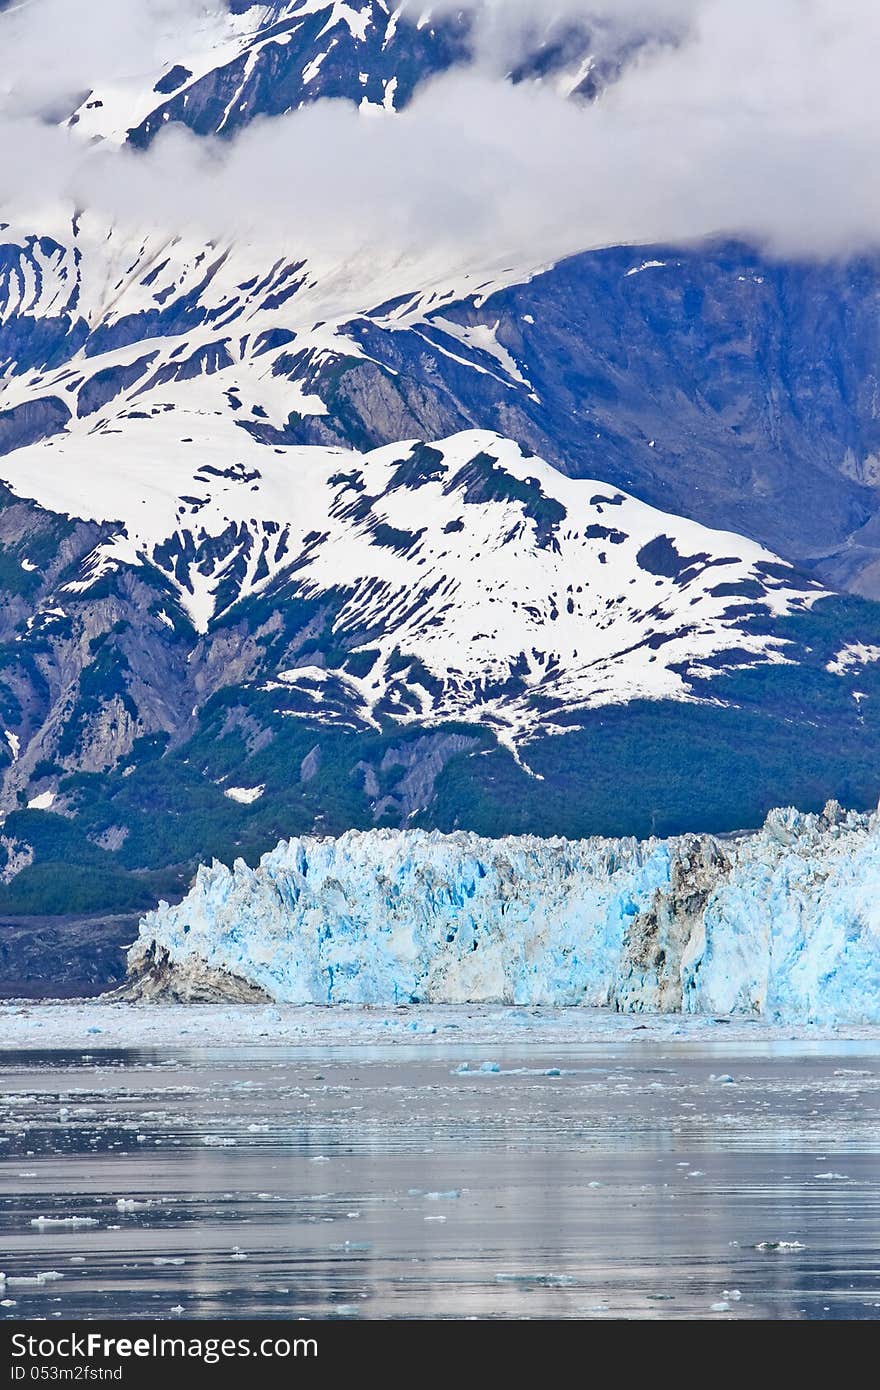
[1,1042,879,1319]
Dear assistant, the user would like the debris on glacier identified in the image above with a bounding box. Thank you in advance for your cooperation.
[127,799,880,1024]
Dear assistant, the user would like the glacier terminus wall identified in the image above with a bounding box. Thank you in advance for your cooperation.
[127,801,880,1024]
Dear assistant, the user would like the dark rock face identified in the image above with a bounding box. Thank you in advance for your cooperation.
[0,913,138,998]
[0,397,71,454]
[326,245,880,595]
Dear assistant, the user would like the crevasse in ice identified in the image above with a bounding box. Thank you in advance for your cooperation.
[130,802,880,1023]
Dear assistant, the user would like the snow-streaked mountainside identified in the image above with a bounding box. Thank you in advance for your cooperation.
[1,1,880,918]
[129,801,880,1024]
[0,424,825,737]
[69,0,618,147]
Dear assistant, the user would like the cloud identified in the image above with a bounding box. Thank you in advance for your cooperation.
[409,0,700,70]
[0,0,217,119]
[0,0,878,283]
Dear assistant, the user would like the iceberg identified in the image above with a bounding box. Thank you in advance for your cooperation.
[128,801,880,1024]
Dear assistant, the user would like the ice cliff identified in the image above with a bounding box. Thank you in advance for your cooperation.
[128,802,880,1023]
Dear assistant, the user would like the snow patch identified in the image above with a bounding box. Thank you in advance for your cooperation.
[826,642,880,675]
[224,785,265,804]
[624,260,668,277]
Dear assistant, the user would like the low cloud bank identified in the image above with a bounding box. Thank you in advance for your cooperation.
[0,0,877,270]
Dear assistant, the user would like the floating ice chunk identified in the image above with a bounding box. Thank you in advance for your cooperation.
[153,1258,185,1266]
[495,1272,576,1286]
[425,1190,461,1201]
[755,1240,806,1252]
[710,1074,735,1084]
[479,1061,501,1073]
[8,1272,64,1286]
[711,1300,731,1312]
[30,1216,97,1228]
[813,1172,849,1180]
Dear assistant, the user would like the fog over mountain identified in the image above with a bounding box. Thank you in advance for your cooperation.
[1,0,878,270]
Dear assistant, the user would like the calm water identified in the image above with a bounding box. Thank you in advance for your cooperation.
[1,1041,879,1319]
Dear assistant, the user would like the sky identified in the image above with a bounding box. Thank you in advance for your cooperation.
[0,0,877,272]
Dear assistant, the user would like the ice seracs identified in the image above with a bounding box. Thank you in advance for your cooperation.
[130,800,880,1024]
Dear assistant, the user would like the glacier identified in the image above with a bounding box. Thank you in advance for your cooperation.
[129,800,880,1024]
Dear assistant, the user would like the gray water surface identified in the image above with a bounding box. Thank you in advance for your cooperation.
[2,1041,879,1319]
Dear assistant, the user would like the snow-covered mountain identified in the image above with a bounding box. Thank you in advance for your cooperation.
[129,800,880,1024]
[1,1,880,917]
[0,424,826,736]
[68,0,622,147]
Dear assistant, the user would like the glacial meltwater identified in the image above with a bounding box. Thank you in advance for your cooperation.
[2,1037,880,1320]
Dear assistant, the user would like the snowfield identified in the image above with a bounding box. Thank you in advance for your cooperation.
[0,423,820,741]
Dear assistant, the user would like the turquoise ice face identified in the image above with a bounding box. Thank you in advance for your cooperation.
[134,805,880,1025]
